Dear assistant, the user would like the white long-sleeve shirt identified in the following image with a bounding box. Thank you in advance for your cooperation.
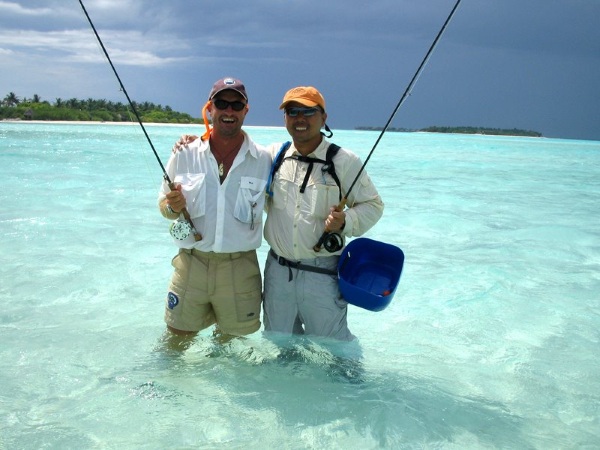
[264,138,384,260]
[158,131,272,253]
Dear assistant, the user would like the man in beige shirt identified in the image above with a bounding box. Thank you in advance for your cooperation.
[264,86,384,341]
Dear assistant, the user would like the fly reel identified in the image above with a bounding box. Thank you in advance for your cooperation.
[169,220,192,240]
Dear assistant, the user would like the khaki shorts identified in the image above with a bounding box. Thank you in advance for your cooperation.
[165,249,262,335]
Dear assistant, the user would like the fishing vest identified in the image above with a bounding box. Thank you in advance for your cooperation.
[267,141,342,201]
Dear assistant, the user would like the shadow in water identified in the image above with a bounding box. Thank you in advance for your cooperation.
[128,333,529,448]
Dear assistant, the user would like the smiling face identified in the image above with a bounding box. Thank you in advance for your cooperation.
[283,101,327,154]
[209,90,248,138]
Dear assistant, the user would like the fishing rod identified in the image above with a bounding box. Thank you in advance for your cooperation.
[314,0,462,252]
[77,0,201,241]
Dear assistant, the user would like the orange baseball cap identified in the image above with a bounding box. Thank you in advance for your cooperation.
[279,86,325,111]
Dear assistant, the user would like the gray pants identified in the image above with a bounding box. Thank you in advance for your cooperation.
[263,250,355,341]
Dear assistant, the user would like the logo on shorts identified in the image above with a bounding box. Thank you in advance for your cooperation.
[167,292,179,309]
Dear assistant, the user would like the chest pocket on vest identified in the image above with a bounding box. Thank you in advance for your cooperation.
[310,182,341,219]
[234,176,267,224]
[175,172,206,219]
[270,164,295,211]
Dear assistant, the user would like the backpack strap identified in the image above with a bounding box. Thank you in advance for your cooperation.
[266,141,291,197]
[267,141,342,201]
[323,144,342,201]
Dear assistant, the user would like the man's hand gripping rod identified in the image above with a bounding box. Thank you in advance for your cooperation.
[166,180,202,241]
[313,0,462,252]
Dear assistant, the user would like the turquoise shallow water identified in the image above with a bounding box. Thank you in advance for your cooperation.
[1,122,599,449]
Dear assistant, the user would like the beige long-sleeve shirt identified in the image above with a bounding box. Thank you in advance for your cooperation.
[264,138,384,260]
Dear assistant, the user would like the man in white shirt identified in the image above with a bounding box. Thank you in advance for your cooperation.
[158,77,271,344]
[264,86,384,341]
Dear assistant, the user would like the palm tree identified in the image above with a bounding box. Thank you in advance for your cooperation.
[66,98,80,109]
[3,92,20,107]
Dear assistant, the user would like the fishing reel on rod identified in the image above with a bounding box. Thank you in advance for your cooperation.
[318,231,344,253]
[169,219,193,240]
[166,205,201,241]
[165,181,201,241]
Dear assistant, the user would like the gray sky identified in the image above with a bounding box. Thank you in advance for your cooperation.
[1,0,599,140]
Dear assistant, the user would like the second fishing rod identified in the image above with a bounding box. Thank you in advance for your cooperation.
[78,0,201,242]
[314,0,462,252]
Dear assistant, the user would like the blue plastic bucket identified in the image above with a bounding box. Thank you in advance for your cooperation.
[337,238,405,311]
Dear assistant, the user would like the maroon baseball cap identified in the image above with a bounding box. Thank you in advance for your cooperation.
[208,77,248,101]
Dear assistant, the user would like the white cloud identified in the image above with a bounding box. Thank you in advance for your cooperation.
[0,1,52,15]
[0,29,190,67]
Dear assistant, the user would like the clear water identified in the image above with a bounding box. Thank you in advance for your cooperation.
[1,122,599,449]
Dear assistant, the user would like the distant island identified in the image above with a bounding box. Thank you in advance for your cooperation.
[3,93,542,137]
[1,92,202,124]
[355,125,542,137]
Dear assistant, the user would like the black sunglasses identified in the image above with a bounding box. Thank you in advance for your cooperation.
[285,107,321,117]
[213,99,247,112]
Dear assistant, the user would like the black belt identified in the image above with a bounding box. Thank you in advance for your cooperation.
[269,249,337,281]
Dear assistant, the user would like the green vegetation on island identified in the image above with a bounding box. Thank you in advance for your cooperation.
[420,126,542,137]
[1,92,202,124]
[355,125,542,137]
[3,92,542,137]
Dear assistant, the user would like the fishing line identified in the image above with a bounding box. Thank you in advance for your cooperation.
[77,0,201,241]
[314,0,462,252]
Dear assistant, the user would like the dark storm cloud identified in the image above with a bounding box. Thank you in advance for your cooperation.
[1,0,599,140]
